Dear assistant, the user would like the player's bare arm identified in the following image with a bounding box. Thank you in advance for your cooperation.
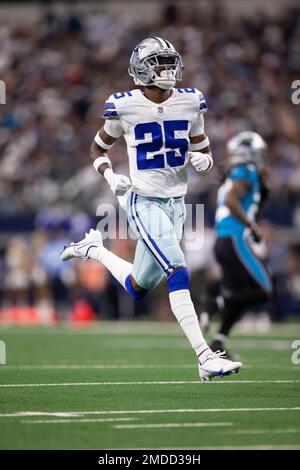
[190,133,211,154]
[225,179,252,227]
[90,128,117,174]
[226,179,262,242]
[91,128,131,196]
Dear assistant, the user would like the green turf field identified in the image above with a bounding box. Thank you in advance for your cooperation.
[0,322,300,450]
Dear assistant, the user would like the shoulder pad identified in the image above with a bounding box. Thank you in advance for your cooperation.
[176,87,208,114]
[102,99,119,120]
[195,88,208,114]
[102,91,134,120]
[230,164,253,182]
[102,94,119,120]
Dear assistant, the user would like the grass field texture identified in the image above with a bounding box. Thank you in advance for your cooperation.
[0,322,300,450]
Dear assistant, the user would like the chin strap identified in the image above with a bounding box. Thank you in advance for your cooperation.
[153,69,177,90]
[155,81,176,90]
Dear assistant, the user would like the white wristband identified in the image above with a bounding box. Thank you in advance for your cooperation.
[94,132,114,150]
[93,156,112,173]
[190,137,210,151]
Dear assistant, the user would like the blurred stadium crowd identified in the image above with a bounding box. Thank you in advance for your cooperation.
[0,2,300,323]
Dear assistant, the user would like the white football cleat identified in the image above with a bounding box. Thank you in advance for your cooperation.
[199,350,243,382]
[60,229,103,261]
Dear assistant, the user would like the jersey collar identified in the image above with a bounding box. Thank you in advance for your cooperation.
[138,88,176,106]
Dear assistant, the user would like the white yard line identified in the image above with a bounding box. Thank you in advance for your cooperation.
[1,407,299,418]
[22,417,137,424]
[113,422,233,429]
[224,428,300,435]
[0,412,83,417]
[1,364,195,370]
[0,380,299,388]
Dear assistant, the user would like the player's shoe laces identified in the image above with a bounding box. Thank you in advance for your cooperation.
[60,229,103,261]
[198,350,243,382]
[209,339,237,361]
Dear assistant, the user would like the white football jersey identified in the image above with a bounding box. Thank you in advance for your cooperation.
[103,87,207,198]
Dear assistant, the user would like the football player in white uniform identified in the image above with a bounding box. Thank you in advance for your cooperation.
[61,37,242,381]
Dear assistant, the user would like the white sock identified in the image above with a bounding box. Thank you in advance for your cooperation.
[169,289,211,360]
[88,246,132,289]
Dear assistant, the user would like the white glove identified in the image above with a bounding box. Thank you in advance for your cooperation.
[104,168,131,196]
[188,151,213,172]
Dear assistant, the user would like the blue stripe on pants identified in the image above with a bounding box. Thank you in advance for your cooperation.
[232,234,272,293]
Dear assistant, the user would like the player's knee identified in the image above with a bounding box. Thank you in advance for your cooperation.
[125,275,148,300]
[166,267,190,293]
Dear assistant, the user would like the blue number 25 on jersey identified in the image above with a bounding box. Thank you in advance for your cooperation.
[135,120,189,170]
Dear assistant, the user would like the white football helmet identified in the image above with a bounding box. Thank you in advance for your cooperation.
[128,37,184,90]
[227,131,267,166]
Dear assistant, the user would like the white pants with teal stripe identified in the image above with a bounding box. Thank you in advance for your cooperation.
[126,191,186,290]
